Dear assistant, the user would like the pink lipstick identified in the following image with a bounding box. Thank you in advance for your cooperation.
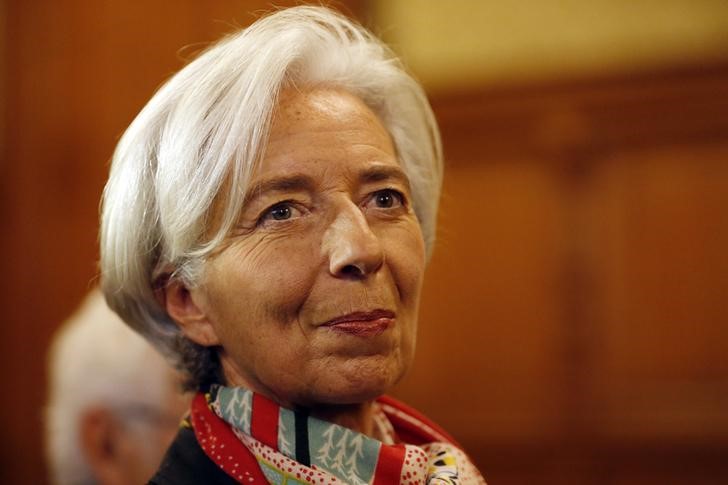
[321,310,395,337]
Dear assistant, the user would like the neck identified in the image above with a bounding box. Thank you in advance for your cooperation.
[219,357,380,439]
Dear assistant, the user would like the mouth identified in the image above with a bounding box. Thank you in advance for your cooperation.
[320,309,395,337]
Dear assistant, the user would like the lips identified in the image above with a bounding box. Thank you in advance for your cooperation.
[321,309,395,336]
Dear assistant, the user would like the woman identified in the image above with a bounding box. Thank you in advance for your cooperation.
[101,6,485,484]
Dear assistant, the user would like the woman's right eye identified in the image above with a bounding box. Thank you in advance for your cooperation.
[258,202,303,226]
[269,205,292,220]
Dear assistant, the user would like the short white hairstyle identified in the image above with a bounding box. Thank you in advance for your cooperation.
[100,6,443,387]
[45,290,177,485]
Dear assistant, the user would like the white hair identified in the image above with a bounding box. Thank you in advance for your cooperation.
[100,6,443,386]
[45,290,176,485]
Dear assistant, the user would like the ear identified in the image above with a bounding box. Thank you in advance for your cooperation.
[79,407,125,485]
[161,278,221,347]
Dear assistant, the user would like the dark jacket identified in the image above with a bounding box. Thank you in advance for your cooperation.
[148,425,238,485]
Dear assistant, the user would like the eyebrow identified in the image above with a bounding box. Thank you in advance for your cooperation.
[244,174,316,206]
[243,164,412,206]
[358,165,412,191]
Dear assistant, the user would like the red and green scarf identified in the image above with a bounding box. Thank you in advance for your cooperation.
[190,385,486,484]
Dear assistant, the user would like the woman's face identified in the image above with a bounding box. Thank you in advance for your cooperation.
[186,88,426,408]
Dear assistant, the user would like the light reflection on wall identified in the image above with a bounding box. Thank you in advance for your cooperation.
[374,0,728,91]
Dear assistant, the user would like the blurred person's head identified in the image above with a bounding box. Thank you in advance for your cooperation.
[45,290,189,485]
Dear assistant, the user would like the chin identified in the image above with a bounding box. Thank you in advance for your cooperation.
[310,356,410,405]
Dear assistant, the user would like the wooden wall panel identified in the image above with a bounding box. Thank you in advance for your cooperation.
[588,144,728,445]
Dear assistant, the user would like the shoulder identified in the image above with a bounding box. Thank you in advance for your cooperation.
[148,425,239,485]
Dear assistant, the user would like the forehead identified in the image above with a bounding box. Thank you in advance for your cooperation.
[272,87,390,138]
[256,87,397,176]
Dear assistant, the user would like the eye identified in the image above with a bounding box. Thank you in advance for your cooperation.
[269,205,292,220]
[258,201,303,225]
[367,189,405,210]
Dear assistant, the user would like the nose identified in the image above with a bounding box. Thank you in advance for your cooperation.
[323,203,384,279]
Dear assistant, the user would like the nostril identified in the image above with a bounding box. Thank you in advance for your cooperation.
[340,264,364,277]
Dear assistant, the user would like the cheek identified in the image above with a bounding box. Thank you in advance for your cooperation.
[207,235,320,325]
[385,222,425,363]
[386,222,427,302]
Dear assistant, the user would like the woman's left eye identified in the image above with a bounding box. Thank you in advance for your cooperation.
[367,189,405,210]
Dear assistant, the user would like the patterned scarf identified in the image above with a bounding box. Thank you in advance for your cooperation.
[190,385,486,484]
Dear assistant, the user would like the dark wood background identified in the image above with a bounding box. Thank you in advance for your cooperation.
[2,1,727,483]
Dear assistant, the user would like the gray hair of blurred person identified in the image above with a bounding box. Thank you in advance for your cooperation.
[100,6,443,390]
[45,290,183,485]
